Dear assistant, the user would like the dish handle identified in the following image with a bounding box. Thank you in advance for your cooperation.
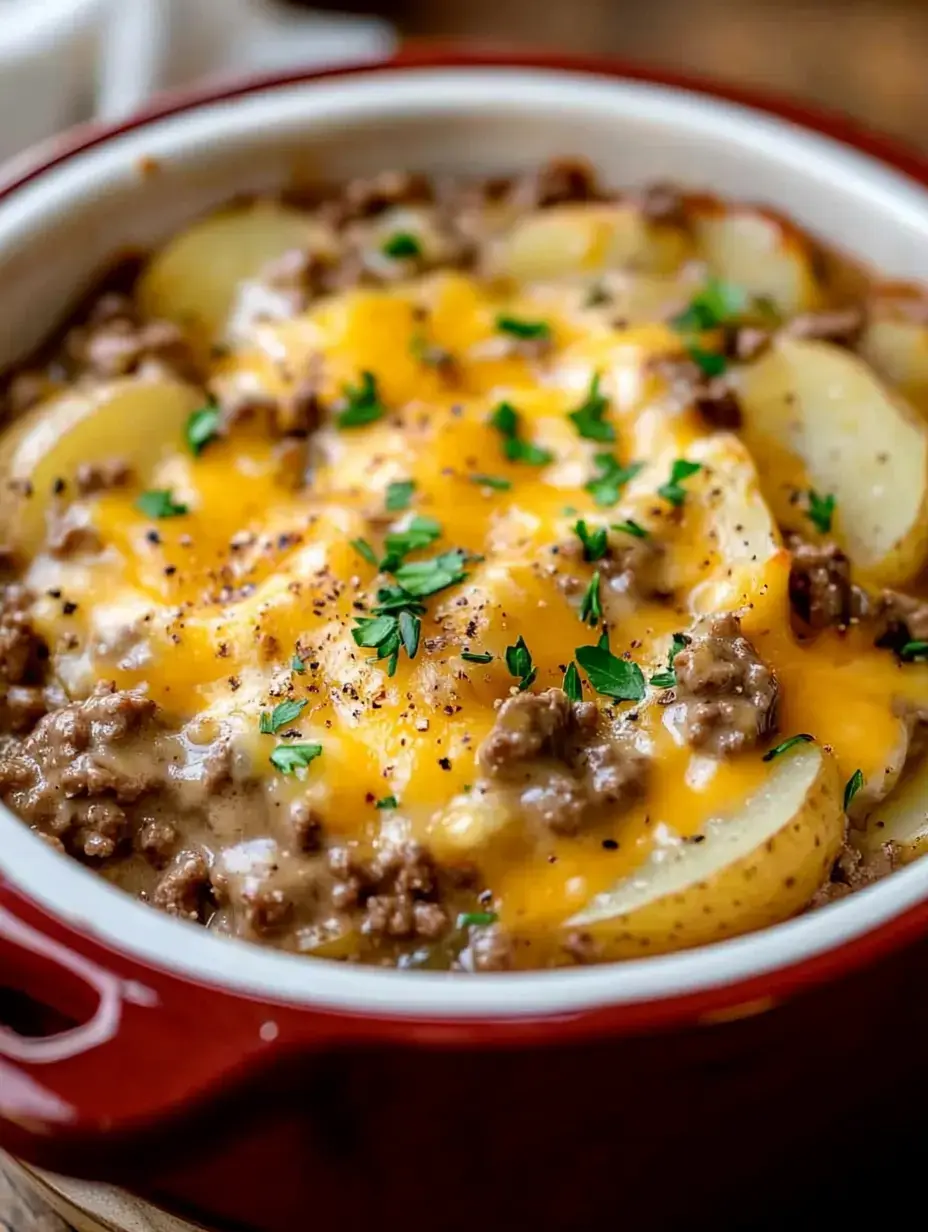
[0,878,341,1177]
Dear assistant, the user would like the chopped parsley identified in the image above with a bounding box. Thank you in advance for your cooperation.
[489,401,553,467]
[386,479,415,512]
[269,743,322,775]
[806,489,836,535]
[376,795,399,810]
[457,911,498,928]
[844,769,864,811]
[371,586,427,616]
[658,458,702,508]
[462,650,493,664]
[575,644,645,702]
[574,519,608,562]
[382,515,442,569]
[649,632,688,690]
[471,473,511,491]
[579,572,602,626]
[563,660,583,702]
[382,231,422,259]
[259,698,307,734]
[137,489,188,519]
[337,370,386,428]
[612,518,649,540]
[352,613,415,677]
[672,278,747,333]
[291,654,306,674]
[900,640,928,662]
[568,372,614,443]
[585,454,644,507]
[351,537,379,567]
[495,313,551,341]
[505,636,537,691]
[185,405,221,455]
[597,628,610,650]
[398,609,420,659]
[762,733,815,762]
[393,548,473,598]
[687,345,727,378]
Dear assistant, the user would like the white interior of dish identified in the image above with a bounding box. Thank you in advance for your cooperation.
[3,65,928,1019]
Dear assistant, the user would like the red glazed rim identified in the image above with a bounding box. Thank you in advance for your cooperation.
[2,46,928,1045]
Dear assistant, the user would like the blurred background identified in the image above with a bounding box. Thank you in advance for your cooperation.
[1,0,926,173]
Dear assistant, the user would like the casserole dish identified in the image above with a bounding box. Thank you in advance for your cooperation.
[4,47,928,1231]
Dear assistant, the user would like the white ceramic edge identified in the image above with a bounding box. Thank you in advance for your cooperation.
[3,64,928,1021]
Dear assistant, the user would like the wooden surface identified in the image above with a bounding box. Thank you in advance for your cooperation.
[0,1163,73,1232]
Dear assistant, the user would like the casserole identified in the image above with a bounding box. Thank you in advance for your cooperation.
[4,48,928,1230]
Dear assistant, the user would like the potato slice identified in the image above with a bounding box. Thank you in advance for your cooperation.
[566,742,843,957]
[737,337,928,587]
[138,200,327,347]
[859,748,928,863]
[691,206,824,314]
[493,203,691,283]
[0,378,204,554]
[859,299,928,413]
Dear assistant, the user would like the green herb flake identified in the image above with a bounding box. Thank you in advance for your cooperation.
[687,345,727,379]
[488,400,553,468]
[612,518,649,540]
[337,370,386,429]
[471,473,512,491]
[900,640,928,662]
[597,628,610,650]
[575,644,645,702]
[351,537,379,568]
[806,490,836,535]
[568,372,614,443]
[393,548,472,598]
[579,571,602,627]
[505,635,537,691]
[462,650,493,664]
[386,479,415,512]
[457,911,499,928]
[270,743,323,775]
[291,655,306,674]
[672,278,747,333]
[495,314,551,341]
[585,454,644,507]
[185,405,221,455]
[137,489,188,519]
[563,660,583,702]
[650,631,688,690]
[658,458,702,508]
[382,231,422,259]
[382,515,442,568]
[259,698,308,735]
[376,795,399,810]
[574,519,608,562]
[762,733,815,762]
[398,609,421,659]
[844,769,864,811]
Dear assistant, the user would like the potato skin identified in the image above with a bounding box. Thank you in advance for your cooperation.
[566,745,844,960]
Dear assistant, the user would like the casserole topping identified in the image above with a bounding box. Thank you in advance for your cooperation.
[3,159,928,969]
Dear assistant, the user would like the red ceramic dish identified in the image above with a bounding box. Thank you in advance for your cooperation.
[4,48,928,1230]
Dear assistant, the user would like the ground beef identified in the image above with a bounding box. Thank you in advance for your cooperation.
[334,170,434,224]
[810,840,899,907]
[507,158,602,210]
[477,688,649,835]
[782,305,865,348]
[788,538,868,630]
[328,839,452,941]
[672,614,779,756]
[636,181,687,226]
[64,292,199,383]
[0,586,49,733]
[152,848,213,922]
[0,683,159,855]
[75,458,132,495]
[652,355,742,429]
[875,589,928,654]
[46,505,103,558]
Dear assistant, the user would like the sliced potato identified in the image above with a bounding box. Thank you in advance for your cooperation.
[566,742,843,957]
[738,337,928,587]
[859,300,928,412]
[691,206,824,314]
[0,378,204,554]
[859,748,928,863]
[138,200,328,347]
[493,203,691,283]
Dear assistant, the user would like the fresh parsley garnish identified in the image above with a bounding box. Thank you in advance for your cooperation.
[505,636,537,691]
[687,345,727,378]
[462,650,493,664]
[563,660,582,702]
[398,609,420,658]
[658,458,702,508]
[337,371,386,429]
[844,769,864,811]
[386,479,415,512]
[376,795,399,810]
[575,644,645,702]
[259,698,307,734]
[900,640,928,662]
[185,405,221,455]
[371,586,427,616]
[579,572,602,626]
[568,372,614,443]
[393,548,472,598]
[352,613,415,677]
[585,454,644,507]
[471,473,511,491]
[672,278,747,333]
[137,489,188,519]
[495,314,551,341]
[649,632,688,690]
[597,628,610,650]
[612,519,648,540]
[291,654,306,674]
[351,537,379,567]
[270,743,322,775]
[762,733,815,762]
[806,490,836,535]
[381,515,442,570]
[488,401,553,467]
[457,911,498,928]
[574,519,608,562]
[382,231,422,259]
